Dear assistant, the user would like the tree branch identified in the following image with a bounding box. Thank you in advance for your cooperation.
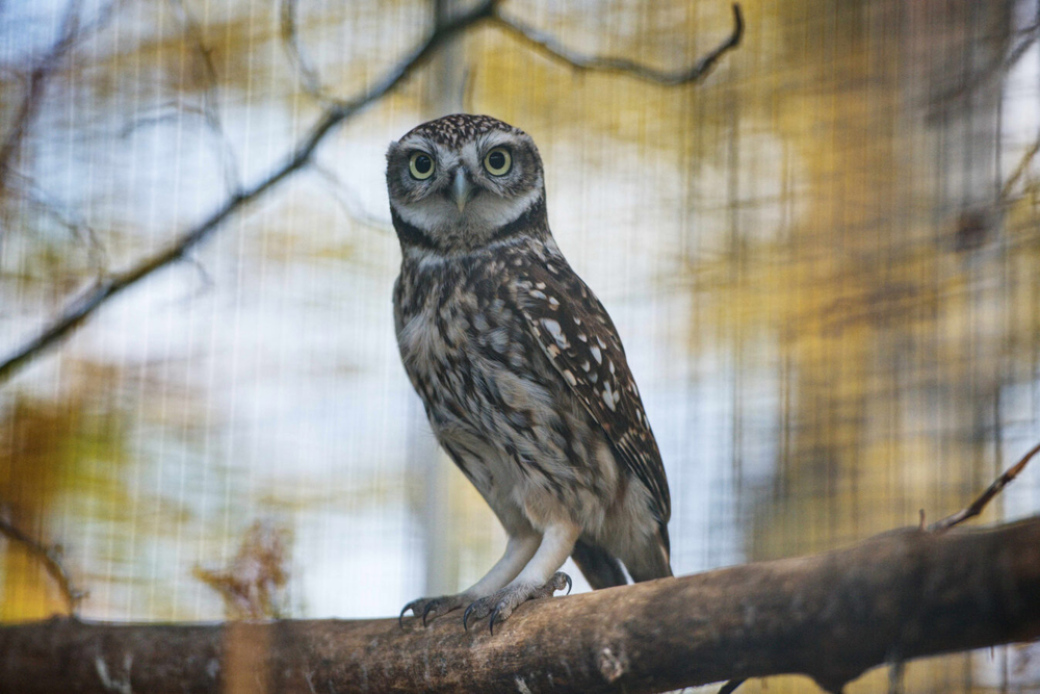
[0,517,1038,694]
[0,1,82,192]
[0,2,744,384]
[166,0,242,192]
[929,19,1040,111]
[929,440,1040,532]
[278,0,330,104]
[0,0,499,383]
[1001,137,1040,201]
[0,515,86,614]
[491,3,743,86]
[0,1,130,197]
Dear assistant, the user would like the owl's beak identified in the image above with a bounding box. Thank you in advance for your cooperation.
[451,168,473,213]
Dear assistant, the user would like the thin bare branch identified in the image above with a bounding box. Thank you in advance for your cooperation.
[177,254,215,305]
[279,0,330,104]
[0,1,82,192]
[719,678,747,694]
[117,104,211,137]
[1006,21,1040,75]
[309,162,394,235]
[22,179,108,276]
[1001,137,1040,201]
[0,0,124,193]
[491,3,743,86]
[0,513,86,614]
[0,0,745,383]
[930,441,1040,533]
[168,0,242,192]
[0,0,500,383]
[930,19,1040,111]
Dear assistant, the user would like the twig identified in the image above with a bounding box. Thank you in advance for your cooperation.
[309,162,394,235]
[0,514,86,614]
[0,1,744,383]
[168,0,241,193]
[279,0,331,105]
[1000,137,1040,201]
[719,678,746,694]
[930,441,1040,533]
[0,1,82,192]
[0,0,500,382]
[887,654,905,694]
[930,20,1040,111]
[491,3,743,86]
[19,177,109,276]
[0,0,124,193]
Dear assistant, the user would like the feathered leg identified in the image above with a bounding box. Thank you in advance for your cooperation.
[399,531,541,626]
[463,521,581,633]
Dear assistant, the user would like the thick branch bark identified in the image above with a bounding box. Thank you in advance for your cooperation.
[1,518,1038,694]
[0,517,84,613]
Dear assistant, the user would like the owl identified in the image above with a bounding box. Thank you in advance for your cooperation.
[388,114,672,633]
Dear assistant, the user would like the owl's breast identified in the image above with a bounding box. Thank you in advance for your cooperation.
[393,256,629,531]
[393,260,538,417]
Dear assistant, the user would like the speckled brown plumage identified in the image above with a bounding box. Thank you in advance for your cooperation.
[388,114,672,632]
[399,113,526,148]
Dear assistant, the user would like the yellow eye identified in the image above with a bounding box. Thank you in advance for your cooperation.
[408,152,435,180]
[483,147,512,176]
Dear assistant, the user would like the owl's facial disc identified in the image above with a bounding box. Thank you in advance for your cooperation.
[386,123,545,252]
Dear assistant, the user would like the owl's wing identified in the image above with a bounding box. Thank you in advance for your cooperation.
[513,250,671,525]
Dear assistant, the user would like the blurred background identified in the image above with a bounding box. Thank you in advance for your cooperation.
[2,0,1039,691]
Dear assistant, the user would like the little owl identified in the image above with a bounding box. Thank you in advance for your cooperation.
[388,114,672,632]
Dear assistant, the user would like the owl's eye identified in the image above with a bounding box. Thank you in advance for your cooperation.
[409,152,435,180]
[483,147,512,176]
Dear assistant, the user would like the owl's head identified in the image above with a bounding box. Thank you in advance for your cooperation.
[386,114,547,254]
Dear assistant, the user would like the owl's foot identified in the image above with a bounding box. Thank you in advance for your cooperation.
[462,572,571,634]
[398,594,467,627]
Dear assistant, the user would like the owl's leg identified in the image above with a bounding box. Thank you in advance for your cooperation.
[399,531,540,627]
[462,521,581,633]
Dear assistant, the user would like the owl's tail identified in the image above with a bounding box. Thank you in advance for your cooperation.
[571,539,627,588]
[626,524,674,583]
[571,528,673,589]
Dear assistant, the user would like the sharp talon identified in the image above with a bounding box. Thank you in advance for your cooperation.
[489,608,499,635]
[562,573,572,595]
[463,603,475,632]
[422,601,437,627]
[398,603,414,629]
